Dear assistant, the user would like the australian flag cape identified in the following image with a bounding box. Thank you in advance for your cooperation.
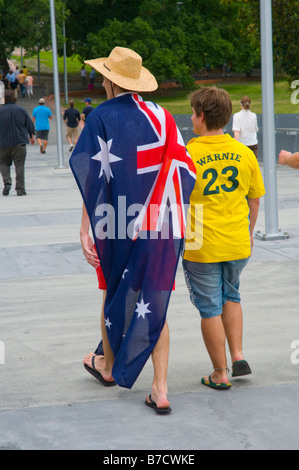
[70,92,196,389]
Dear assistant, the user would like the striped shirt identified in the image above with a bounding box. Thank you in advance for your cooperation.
[0,104,35,148]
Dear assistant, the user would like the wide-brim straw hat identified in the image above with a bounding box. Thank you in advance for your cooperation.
[84,46,158,92]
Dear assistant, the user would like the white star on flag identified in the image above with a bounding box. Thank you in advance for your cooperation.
[92,135,122,182]
[135,299,151,319]
[122,269,129,279]
[105,317,112,329]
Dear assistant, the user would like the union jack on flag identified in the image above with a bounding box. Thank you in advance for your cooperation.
[70,93,196,389]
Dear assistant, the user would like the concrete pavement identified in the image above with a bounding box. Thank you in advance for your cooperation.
[0,93,299,450]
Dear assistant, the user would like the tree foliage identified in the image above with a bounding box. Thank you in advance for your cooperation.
[1,0,298,84]
[272,0,299,81]
[65,0,261,85]
[0,0,66,72]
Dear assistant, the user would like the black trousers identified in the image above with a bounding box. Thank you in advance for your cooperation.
[0,144,27,192]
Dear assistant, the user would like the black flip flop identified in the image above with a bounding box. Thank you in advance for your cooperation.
[145,394,172,414]
[232,360,252,377]
[84,355,116,387]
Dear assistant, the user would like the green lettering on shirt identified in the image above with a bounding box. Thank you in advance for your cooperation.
[196,157,206,166]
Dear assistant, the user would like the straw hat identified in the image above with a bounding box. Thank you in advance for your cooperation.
[84,47,158,92]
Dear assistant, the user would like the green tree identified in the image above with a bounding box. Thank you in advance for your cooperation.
[235,0,299,81]
[272,0,299,82]
[0,0,66,73]
[211,0,260,74]
[70,0,261,85]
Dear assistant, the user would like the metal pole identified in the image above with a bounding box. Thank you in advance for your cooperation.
[256,0,287,240]
[49,0,65,168]
[63,20,68,104]
[37,47,41,84]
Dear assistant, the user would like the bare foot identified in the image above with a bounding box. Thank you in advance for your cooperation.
[203,369,230,385]
[145,393,170,410]
[83,352,114,383]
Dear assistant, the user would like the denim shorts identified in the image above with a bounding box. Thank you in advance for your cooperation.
[182,258,249,319]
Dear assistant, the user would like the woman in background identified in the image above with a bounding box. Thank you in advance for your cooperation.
[232,96,259,159]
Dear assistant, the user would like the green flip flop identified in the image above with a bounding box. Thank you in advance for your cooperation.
[201,375,231,390]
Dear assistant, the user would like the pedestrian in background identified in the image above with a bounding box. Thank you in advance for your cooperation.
[17,69,26,98]
[26,73,34,98]
[80,66,87,88]
[89,69,96,89]
[6,70,18,99]
[232,96,259,159]
[32,98,52,154]
[0,89,35,196]
[81,98,94,125]
[63,100,81,152]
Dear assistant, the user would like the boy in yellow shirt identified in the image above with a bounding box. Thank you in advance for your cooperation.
[183,87,265,389]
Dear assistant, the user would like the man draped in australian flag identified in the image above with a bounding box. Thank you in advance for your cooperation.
[70,47,196,414]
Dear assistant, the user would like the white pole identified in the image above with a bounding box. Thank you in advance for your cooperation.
[49,0,65,168]
[63,20,68,104]
[257,0,287,240]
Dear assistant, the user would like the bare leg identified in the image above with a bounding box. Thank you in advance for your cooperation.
[43,140,48,152]
[37,138,43,151]
[100,291,114,373]
[222,300,244,364]
[83,291,114,382]
[145,321,170,409]
[201,315,229,384]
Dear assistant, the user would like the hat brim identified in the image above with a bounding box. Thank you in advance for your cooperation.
[84,58,158,92]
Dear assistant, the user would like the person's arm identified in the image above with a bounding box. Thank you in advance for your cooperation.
[278,150,299,169]
[25,111,35,144]
[232,114,240,141]
[234,130,240,141]
[80,203,100,268]
[247,197,260,249]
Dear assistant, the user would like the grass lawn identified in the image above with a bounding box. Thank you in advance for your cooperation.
[11,50,93,74]
[11,51,299,115]
[65,80,299,116]
[150,80,299,115]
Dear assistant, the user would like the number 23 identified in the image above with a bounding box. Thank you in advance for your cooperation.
[203,166,239,195]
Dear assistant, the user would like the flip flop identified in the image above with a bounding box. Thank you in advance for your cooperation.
[145,394,172,414]
[232,360,252,377]
[201,375,231,390]
[84,355,116,387]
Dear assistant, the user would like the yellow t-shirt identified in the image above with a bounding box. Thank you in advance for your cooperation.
[183,134,265,263]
